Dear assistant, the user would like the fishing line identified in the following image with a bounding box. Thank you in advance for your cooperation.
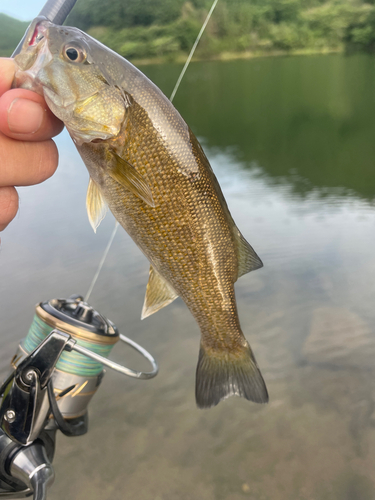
[84,0,219,300]
[24,312,115,376]
[85,221,119,302]
[170,0,219,102]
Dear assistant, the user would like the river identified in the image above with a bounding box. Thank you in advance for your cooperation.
[1,53,375,499]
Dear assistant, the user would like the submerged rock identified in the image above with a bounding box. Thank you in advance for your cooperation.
[303,307,375,369]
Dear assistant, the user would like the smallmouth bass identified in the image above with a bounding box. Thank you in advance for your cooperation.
[14,18,268,408]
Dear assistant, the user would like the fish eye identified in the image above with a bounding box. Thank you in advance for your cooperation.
[63,44,86,63]
[66,47,78,60]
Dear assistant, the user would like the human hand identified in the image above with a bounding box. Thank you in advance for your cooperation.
[0,58,64,232]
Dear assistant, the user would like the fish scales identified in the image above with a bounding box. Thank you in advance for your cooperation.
[14,18,268,407]
[90,102,235,325]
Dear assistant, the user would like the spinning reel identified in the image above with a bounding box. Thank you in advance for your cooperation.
[0,295,158,499]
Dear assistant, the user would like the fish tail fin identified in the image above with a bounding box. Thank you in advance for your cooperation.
[195,342,268,409]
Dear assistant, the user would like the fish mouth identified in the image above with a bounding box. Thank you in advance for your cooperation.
[25,41,52,84]
[14,19,85,110]
[13,19,53,94]
[28,20,48,48]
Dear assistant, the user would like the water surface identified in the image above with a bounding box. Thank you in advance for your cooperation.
[2,53,375,499]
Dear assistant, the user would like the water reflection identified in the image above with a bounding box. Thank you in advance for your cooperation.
[1,54,375,499]
[145,53,375,200]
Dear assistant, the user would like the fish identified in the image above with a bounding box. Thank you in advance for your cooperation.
[13,17,268,408]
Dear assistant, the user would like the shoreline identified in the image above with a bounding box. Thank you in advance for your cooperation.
[132,46,344,67]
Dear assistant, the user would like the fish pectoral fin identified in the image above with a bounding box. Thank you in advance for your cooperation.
[141,265,179,319]
[109,150,155,208]
[234,228,263,279]
[86,177,108,233]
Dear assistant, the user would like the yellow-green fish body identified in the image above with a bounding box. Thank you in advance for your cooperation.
[14,18,268,408]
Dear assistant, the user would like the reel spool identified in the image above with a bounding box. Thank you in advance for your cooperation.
[19,295,119,424]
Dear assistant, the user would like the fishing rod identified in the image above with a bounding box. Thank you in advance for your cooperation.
[12,0,78,57]
[0,0,218,497]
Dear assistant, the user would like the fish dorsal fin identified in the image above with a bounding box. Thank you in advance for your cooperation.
[86,177,108,233]
[109,150,155,208]
[141,265,179,319]
[233,228,263,279]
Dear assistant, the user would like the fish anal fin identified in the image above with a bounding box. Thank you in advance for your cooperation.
[86,177,108,233]
[109,150,155,208]
[141,265,179,319]
[195,342,268,409]
[233,228,263,279]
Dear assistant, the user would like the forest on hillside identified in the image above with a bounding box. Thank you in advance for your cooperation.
[0,15,28,57]
[1,0,375,61]
[65,0,375,61]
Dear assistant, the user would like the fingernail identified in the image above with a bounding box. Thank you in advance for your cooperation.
[8,98,44,134]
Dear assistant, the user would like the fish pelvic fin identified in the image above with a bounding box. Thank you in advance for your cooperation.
[86,177,108,232]
[195,342,268,409]
[141,265,179,319]
[233,227,263,279]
